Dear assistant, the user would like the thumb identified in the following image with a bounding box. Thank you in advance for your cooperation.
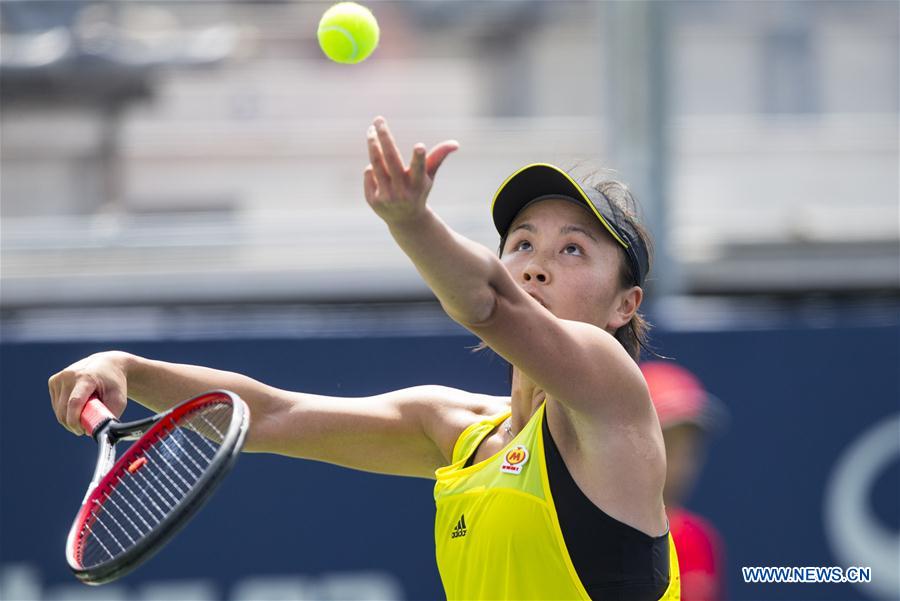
[425,140,459,179]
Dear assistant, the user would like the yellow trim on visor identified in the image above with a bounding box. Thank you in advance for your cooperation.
[490,163,630,249]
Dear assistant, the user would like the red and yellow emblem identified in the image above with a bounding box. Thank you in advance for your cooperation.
[500,445,530,475]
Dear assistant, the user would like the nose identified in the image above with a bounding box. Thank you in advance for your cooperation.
[522,258,550,284]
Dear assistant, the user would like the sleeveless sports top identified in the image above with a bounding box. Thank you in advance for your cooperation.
[433,403,680,600]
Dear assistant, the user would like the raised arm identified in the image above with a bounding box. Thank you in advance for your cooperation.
[364,117,647,421]
[49,351,507,479]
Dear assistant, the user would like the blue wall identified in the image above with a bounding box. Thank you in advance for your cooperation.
[1,324,897,600]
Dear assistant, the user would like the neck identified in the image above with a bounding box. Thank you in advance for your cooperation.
[509,367,546,434]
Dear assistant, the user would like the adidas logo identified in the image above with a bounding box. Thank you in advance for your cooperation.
[451,514,467,539]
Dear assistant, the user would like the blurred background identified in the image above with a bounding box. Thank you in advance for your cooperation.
[1,1,897,600]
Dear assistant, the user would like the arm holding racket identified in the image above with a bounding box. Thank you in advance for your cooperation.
[51,355,504,584]
[50,351,507,479]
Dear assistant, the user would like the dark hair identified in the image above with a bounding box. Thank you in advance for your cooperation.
[473,174,655,363]
[593,178,655,362]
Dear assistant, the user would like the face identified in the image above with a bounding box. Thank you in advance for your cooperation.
[500,198,642,332]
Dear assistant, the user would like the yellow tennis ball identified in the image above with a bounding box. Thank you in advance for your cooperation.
[317,2,379,64]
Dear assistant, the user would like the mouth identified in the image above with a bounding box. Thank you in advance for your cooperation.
[526,291,549,309]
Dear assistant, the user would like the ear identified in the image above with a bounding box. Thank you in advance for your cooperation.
[608,285,643,330]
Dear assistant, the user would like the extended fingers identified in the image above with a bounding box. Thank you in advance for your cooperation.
[364,118,457,216]
[373,116,406,177]
[366,125,390,188]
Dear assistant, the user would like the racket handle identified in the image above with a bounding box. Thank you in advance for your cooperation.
[81,397,116,437]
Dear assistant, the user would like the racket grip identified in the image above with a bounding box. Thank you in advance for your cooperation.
[81,397,116,437]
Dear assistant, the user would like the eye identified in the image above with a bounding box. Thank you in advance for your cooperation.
[563,243,583,256]
[514,240,532,252]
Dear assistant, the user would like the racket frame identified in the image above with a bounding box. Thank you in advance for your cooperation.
[66,390,249,585]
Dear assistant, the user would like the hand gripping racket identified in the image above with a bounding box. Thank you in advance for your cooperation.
[66,390,249,585]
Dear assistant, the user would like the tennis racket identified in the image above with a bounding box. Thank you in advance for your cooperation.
[65,389,249,585]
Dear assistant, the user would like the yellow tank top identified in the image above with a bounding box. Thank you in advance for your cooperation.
[433,404,681,600]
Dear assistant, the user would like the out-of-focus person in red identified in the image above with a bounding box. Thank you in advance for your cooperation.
[641,361,728,601]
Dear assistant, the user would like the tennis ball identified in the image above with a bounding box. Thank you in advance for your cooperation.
[317,2,379,64]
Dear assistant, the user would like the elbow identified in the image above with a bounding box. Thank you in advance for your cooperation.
[243,414,277,453]
[241,391,296,454]
[445,288,498,329]
[458,256,519,328]
[443,251,508,328]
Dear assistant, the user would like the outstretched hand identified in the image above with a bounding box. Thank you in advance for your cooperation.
[364,116,459,227]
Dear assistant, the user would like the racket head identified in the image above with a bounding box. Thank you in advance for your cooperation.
[66,390,249,585]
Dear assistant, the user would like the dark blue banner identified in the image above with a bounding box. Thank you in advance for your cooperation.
[1,324,897,600]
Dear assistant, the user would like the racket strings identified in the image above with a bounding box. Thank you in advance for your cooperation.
[78,402,234,569]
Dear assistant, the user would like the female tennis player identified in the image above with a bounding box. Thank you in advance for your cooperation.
[50,116,679,600]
